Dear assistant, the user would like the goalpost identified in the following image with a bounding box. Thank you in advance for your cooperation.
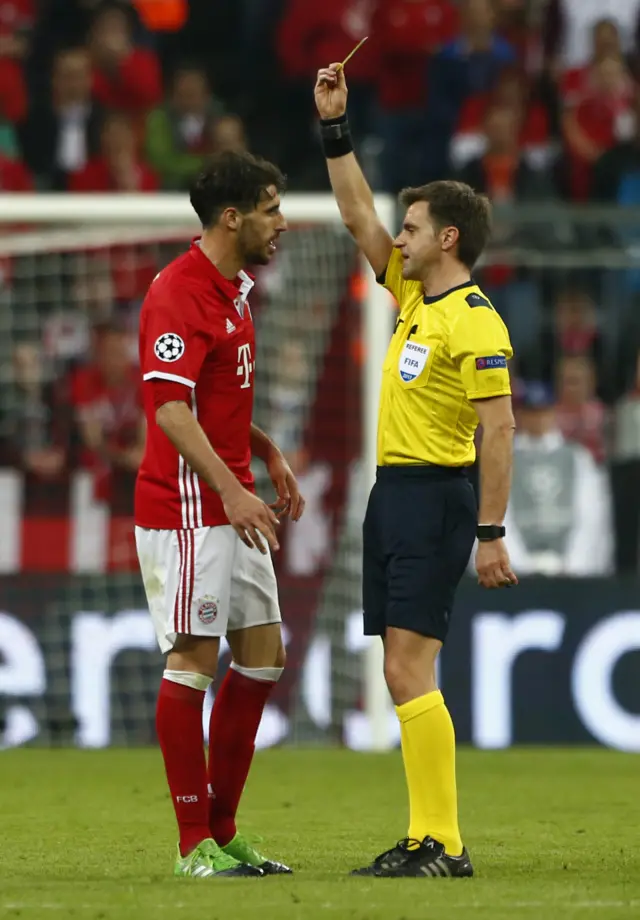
[0,192,396,751]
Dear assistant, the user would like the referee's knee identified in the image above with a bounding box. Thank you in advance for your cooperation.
[383,648,438,706]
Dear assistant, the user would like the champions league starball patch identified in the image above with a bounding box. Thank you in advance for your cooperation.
[154,333,185,362]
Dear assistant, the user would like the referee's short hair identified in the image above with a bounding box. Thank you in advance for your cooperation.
[399,180,492,270]
[190,151,287,228]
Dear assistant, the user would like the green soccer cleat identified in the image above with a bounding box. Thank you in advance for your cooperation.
[174,838,263,878]
[221,832,293,875]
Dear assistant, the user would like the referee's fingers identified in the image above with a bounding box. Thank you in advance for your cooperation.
[479,566,504,589]
[501,565,518,587]
[318,68,337,86]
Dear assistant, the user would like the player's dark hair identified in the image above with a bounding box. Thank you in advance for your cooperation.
[190,151,287,228]
[399,180,492,270]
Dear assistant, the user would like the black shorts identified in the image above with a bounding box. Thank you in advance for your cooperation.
[362,466,477,643]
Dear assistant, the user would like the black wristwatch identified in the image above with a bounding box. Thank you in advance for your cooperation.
[477,525,506,542]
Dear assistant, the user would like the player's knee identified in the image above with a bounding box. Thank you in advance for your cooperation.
[273,640,286,670]
[169,635,220,679]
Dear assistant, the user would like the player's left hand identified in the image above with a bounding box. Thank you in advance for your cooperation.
[475,538,518,589]
[266,450,305,522]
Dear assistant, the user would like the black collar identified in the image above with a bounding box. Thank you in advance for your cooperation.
[423,280,474,305]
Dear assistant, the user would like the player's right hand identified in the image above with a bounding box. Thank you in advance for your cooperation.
[222,485,280,555]
[314,64,348,120]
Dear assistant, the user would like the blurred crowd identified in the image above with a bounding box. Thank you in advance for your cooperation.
[1,0,640,197]
[3,0,640,576]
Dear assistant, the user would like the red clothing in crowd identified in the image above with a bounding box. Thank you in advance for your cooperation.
[0,0,34,35]
[0,0,32,124]
[457,93,550,148]
[564,70,635,200]
[0,57,26,122]
[373,0,458,110]
[69,158,158,193]
[72,363,142,463]
[561,66,593,106]
[556,399,607,465]
[92,48,162,113]
[277,0,378,83]
[559,324,599,355]
[72,362,143,501]
[0,152,32,190]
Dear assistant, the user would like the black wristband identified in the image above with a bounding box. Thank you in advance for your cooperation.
[320,113,354,159]
[476,524,506,542]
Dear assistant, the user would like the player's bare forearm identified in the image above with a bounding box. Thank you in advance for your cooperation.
[250,422,280,463]
[473,396,515,525]
[156,400,241,499]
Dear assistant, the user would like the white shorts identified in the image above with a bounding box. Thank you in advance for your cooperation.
[135,525,282,654]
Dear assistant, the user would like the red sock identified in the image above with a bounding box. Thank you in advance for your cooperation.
[156,678,211,856]
[208,669,275,846]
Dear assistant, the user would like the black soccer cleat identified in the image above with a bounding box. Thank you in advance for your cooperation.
[257,858,293,876]
[220,833,293,875]
[351,836,474,878]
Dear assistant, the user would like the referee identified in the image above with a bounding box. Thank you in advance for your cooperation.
[315,64,518,879]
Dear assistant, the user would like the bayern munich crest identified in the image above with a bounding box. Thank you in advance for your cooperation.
[197,596,219,624]
[154,333,185,362]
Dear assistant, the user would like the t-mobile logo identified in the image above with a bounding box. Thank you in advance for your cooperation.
[176,795,199,803]
[237,343,253,389]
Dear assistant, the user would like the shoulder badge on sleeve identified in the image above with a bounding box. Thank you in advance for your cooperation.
[466,292,494,310]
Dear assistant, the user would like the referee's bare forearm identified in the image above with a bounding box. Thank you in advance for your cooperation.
[327,152,375,229]
[473,396,516,525]
[326,153,392,277]
[156,400,240,500]
[316,65,393,275]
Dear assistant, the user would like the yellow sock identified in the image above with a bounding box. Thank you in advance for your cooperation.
[396,690,463,856]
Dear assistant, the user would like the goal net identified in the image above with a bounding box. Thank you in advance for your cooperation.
[0,193,397,752]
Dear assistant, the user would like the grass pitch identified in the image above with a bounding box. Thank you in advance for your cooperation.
[1,748,639,920]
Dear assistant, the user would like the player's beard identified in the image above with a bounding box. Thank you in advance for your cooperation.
[238,225,271,266]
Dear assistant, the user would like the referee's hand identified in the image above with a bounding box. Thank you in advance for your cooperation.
[475,539,518,589]
[315,64,348,119]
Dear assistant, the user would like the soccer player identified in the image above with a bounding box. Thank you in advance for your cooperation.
[135,151,304,879]
[314,65,518,878]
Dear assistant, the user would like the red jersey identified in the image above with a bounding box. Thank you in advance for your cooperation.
[135,241,256,530]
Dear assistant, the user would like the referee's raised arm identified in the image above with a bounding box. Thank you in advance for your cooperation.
[314,64,393,277]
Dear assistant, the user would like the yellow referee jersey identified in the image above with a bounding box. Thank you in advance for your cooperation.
[377,248,513,467]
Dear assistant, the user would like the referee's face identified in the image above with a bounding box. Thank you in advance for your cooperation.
[394,203,443,281]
